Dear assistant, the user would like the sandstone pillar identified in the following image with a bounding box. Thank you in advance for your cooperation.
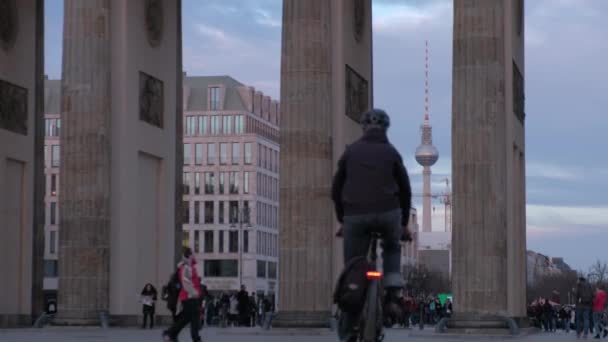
[59,0,182,324]
[276,0,372,327]
[0,0,45,327]
[450,0,526,330]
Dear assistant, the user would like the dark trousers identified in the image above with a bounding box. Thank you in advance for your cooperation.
[165,299,201,342]
[143,305,155,329]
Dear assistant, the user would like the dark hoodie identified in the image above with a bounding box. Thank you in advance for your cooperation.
[332,128,412,226]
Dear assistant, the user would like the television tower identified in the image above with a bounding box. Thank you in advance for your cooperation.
[415,40,439,233]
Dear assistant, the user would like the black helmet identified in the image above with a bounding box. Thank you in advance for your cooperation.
[360,108,390,130]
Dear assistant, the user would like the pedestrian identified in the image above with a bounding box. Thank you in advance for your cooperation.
[162,247,203,342]
[162,271,181,323]
[249,292,257,327]
[559,305,571,333]
[140,283,158,329]
[593,286,607,339]
[445,299,453,318]
[576,277,594,339]
[542,299,553,332]
[229,294,239,326]
[237,285,250,326]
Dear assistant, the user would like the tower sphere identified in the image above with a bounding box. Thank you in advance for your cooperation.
[415,144,439,166]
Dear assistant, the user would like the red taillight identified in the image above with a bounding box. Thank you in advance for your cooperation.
[366,271,383,279]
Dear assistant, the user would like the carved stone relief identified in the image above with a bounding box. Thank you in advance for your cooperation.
[139,72,164,128]
[513,61,525,124]
[0,0,18,51]
[345,65,369,123]
[144,0,164,47]
[0,79,28,135]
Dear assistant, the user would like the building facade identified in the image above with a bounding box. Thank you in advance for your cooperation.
[42,75,280,302]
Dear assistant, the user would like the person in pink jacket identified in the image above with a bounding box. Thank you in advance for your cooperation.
[593,287,607,339]
[163,247,203,342]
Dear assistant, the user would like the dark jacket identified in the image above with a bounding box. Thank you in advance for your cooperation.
[576,281,594,308]
[332,128,412,226]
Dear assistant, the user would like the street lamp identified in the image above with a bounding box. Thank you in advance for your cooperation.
[231,206,251,288]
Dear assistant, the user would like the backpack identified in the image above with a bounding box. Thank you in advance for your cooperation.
[579,283,594,305]
[162,270,181,311]
[333,256,370,314]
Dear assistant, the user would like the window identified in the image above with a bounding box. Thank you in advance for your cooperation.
[229,231,238,253]
[183,144,191,165]
[44,145,49,168]
[204,231,214,253]
[50,231,56,254]
[204,201,214,224]
[219,231,224,253]
[257,231,261,254]
[244,172,250,194]
[244,230,249,253]
[235,115,244,134]
[232,143,240,165]
[182,231,190,248]
[229,201,239,224]
[204,260,238,277]
[220,143,228,165]
[194,201,200,224]
[207,143,216,165]
[274,150,279,172]
[198,116,207,135]
[182,172,190,195]
[210,87,221,110]
[268,262,277,279]
[185,116,196,136]
[257,173,261,196]
[204,172,215,194]
[194,173,201,195]
[195,143,203,165]
[44,260,58,278]
[219,172,226,194]
[211,116,220,135]
[45,119,60,137]
[183,201,190,223]
[243,201,251,224]
[223,115,233,134]
[257,260,267,278]
[52,145,60,167]
[262,145,267,170]
[258,143,262,167]
[229,172,239,194]
[269,149,273,172]
[50,174,57,196]
[244,143,252,164]
[257,201,261,226]
[194,230,200,253]
[215,202,223,225]
[50,202,57,225]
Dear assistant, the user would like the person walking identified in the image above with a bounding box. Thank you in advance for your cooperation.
[576,277,595,339]
[162,247,203,342]
[236,285,250,326]
[228,294,239,326]
[331,108,413,342]
[593,287,607,339]
[140,283,158,329]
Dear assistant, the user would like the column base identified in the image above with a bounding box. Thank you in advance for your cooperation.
[435,313,526,335]
[52,314,174,327]
[0,314,32,328]
[272,311,332,328]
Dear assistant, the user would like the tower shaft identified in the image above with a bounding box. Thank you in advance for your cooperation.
[422,167,432,233]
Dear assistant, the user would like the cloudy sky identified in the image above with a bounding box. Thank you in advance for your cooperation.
[44,1,608,271]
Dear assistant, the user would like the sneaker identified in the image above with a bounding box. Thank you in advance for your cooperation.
[162,332,177,342]
[603,330,608,338]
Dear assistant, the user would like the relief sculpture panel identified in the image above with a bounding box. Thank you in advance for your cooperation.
[345,65,369,124]
[0,79,28,135]
[139,72,164,128]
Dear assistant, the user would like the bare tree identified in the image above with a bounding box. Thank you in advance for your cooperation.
[588,260,608,285]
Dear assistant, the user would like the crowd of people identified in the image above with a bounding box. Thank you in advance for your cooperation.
[384,291,452,328]
[200,286,275,328]
[528,277,607,339]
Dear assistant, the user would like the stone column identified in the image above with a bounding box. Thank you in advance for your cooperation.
[0,0,45,327]
[450,0,526,330]
[276,0,372,327]
[58,0,112,322]
[58,0,182,324]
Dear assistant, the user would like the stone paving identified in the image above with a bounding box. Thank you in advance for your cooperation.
[0,327,587,342]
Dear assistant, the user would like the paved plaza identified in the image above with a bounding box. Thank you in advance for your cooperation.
[0,327,584,342]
